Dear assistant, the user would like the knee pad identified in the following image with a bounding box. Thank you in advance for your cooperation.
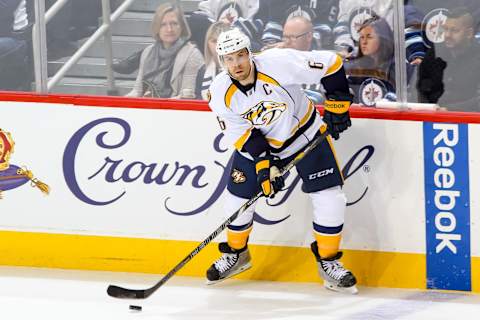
[309,186,346,227]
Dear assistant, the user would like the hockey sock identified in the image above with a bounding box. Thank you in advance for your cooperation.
[314,232,342,259]
[227,225,253,250]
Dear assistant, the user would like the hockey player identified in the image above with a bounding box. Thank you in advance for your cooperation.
[206,28,357,294]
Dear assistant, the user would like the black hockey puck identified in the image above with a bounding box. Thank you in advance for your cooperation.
[129,305,142,311]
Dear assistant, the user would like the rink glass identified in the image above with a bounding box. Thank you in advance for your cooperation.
[0,0,478,113]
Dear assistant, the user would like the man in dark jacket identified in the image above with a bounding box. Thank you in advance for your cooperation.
[417,7,480,112]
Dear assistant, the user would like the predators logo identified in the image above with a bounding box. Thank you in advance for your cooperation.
[241,101,287,127]
[231,169,246,184]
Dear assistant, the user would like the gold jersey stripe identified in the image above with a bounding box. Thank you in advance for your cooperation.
[224,84,238,108]
[234,127,253,151]
[267,101,315,148]
[266,137,284,147]
[325,54,343,76]
[255,159,270,173]
[257,72,281,86]
[326,134,344,182]
[290,100,315,135]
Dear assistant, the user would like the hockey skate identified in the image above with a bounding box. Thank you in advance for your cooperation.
[206,242,252,284]
[310,241,358,294]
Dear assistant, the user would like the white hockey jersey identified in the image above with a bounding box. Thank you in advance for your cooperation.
[208,48,342,159]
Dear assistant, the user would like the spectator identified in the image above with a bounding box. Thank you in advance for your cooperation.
[113,0,262,75]
[195,22,230,100]
[278,16,315,51]
[334,0,426,64]
[0,0,31,91]
[411,0,480,36]
[263,16,325,103]
[417,7,480,112]
[344,16,397,106]
[260,0,339,50]
[126,3,204,99]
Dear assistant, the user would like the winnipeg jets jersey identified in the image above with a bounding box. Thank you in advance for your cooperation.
[208,48,343,159]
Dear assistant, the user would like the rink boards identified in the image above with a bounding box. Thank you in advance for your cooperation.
[0,100,478,292]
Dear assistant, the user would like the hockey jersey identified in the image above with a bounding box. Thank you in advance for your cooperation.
[208,48,342,159]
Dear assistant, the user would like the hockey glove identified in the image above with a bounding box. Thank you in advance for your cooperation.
[255,154,285,198]
[323,92,353,140]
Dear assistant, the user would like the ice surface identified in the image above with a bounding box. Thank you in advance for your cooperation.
[0,267,479,320]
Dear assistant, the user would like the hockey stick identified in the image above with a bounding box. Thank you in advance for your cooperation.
[107,130,329,299]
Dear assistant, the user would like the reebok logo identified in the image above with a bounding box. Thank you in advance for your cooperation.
[423,122,471,291]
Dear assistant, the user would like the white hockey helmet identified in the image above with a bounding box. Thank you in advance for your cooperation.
[216,28,251,57]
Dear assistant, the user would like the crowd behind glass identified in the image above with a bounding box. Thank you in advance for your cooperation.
[1,0,479,112]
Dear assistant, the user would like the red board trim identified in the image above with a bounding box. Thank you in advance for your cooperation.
[2,91,480,123]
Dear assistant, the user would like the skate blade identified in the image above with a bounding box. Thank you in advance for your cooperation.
[324,281,358,295]
[205,262,252,285]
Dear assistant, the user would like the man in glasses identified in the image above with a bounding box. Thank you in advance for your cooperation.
[264,16,326,103]
[260,0,339,49]
[281,16,316,51]
[262,15,326,52]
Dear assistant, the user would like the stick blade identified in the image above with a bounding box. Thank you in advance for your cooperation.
[107,285,146,299]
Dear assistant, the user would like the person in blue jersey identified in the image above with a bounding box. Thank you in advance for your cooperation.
[344,16,396,106]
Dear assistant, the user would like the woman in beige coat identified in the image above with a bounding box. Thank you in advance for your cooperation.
[127,3,204,98]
